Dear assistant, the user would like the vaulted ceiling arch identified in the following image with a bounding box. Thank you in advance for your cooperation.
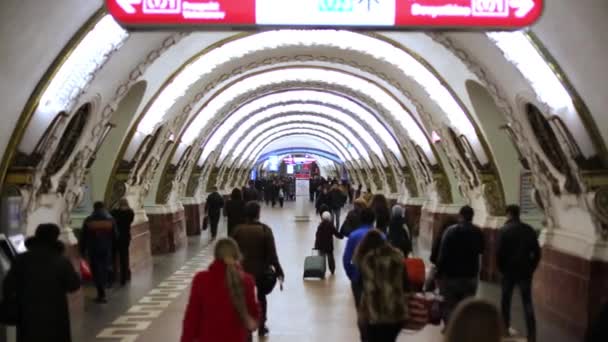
[221,113,388,169]
[199,90,405,166]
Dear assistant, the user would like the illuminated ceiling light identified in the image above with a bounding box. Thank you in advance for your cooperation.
[217,105,383,163]
[136,30,480,163]
[487,31,573,116]
[23,15,128,153]
[201,90,403,164]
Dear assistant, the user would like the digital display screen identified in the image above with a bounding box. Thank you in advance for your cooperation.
[107,0,543,29]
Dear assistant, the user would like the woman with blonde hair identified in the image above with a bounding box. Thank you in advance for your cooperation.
[181,238,260,342]
[444,298,503,342]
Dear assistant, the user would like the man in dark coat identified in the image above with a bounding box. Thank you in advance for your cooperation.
[3,223,80,342]
[232,201,284,338]
[437,205,485,323]
[110,198,135,286]
[81,201,118,303]
[328,184,347,228]
[497,204,541,342]
[205,187,225,239]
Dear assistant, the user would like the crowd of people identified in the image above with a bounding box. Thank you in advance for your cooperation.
[4,187,608,342]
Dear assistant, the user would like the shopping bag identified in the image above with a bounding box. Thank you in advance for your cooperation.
[80,259,92,281]
[404,293,429,331]
[404,258,426,292]
[202,216,208,231]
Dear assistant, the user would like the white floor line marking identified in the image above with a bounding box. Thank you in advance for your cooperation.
[96,242,215,341]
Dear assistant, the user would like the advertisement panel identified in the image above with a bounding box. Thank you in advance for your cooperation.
[107,0,542,29]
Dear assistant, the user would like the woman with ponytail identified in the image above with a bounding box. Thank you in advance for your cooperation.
[181,238,260,342]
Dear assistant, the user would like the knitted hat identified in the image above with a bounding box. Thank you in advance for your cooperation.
[321,212,332,222]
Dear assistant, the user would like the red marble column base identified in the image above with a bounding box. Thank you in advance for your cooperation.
[129,221,152,271]
[184,203,205,236]
[418,209,458,250]
[479,228,500,282]
[534,246,608,339]
[403,204,422,237]
[148,210,187,254]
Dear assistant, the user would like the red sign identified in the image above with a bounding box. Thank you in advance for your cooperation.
[107,0,542,29]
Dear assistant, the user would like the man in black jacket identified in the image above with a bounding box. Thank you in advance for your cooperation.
[3,224,80,342]
[437,205,484,323]
[205,187,224,239]
[81,201,118,303]
[497,204,541,342]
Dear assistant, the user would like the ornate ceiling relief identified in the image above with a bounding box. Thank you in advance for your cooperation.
[428,32,608,238]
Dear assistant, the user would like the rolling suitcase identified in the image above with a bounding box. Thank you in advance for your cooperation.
[303,250,326,279]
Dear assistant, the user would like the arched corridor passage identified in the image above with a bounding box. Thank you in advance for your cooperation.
[1,1,608,341]
[72,203,562,342]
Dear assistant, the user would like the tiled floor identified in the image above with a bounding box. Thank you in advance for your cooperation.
[73,201,574,342]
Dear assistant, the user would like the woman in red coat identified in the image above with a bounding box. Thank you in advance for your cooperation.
[181,238,260,342]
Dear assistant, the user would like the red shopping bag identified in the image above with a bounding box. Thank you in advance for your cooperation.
[404,293,429,331]
[404,258,426,292]
[80,259,92,281]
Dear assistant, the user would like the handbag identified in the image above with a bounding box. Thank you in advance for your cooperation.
[403,293,429,331]
[202,216,208,231]
[404,258,426,292]
[258,225,277,296]
[80,259,93,281]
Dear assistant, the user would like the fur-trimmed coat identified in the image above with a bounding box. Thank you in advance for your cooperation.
[358,244,409,325]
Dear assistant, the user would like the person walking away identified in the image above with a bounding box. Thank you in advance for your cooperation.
[315,186,331,215]
[243,181,259,203]
[314,211,344,275]
[496,204,541,342]
[355,184,362,200]
[354,230,409,342]
[361,188,374,205]
[81,201,118,303]
[224,188,245,237]
[425,217,459,292]
[436,205,484,324]
[205,187,225,239]
[111,198,135,286]
[329,184,347,228]
[278,186,285,208]
[232,201,284,337]
[2,224,80,342]
[309,177,316,202]
[370,194,391,234]
[181,238,260,342]
[342,208,379,342]
[347,182,354,204]
[387,205,412,257]
[340,198,367,237]
[443,298,503,342]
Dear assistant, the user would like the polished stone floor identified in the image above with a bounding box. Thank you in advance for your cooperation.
[73,201,573,342]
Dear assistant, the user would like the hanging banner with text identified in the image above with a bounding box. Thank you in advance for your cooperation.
[107,0,543,29]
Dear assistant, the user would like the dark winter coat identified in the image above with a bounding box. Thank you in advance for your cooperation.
[110,208,134,244]
[205,192,225,218]
[373,205,391,233]
[315,192,331,213]
[340,208,362,237]
[328,188,347,210]
[388,217,412,257]
[496,219,541,280]
[3,238,80,342]
[224,199,245,236]
[314,221,343,253]
[243,187,258,202]
[80,210,117,256]
[232,222,284,279]
[437,222,485,278]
